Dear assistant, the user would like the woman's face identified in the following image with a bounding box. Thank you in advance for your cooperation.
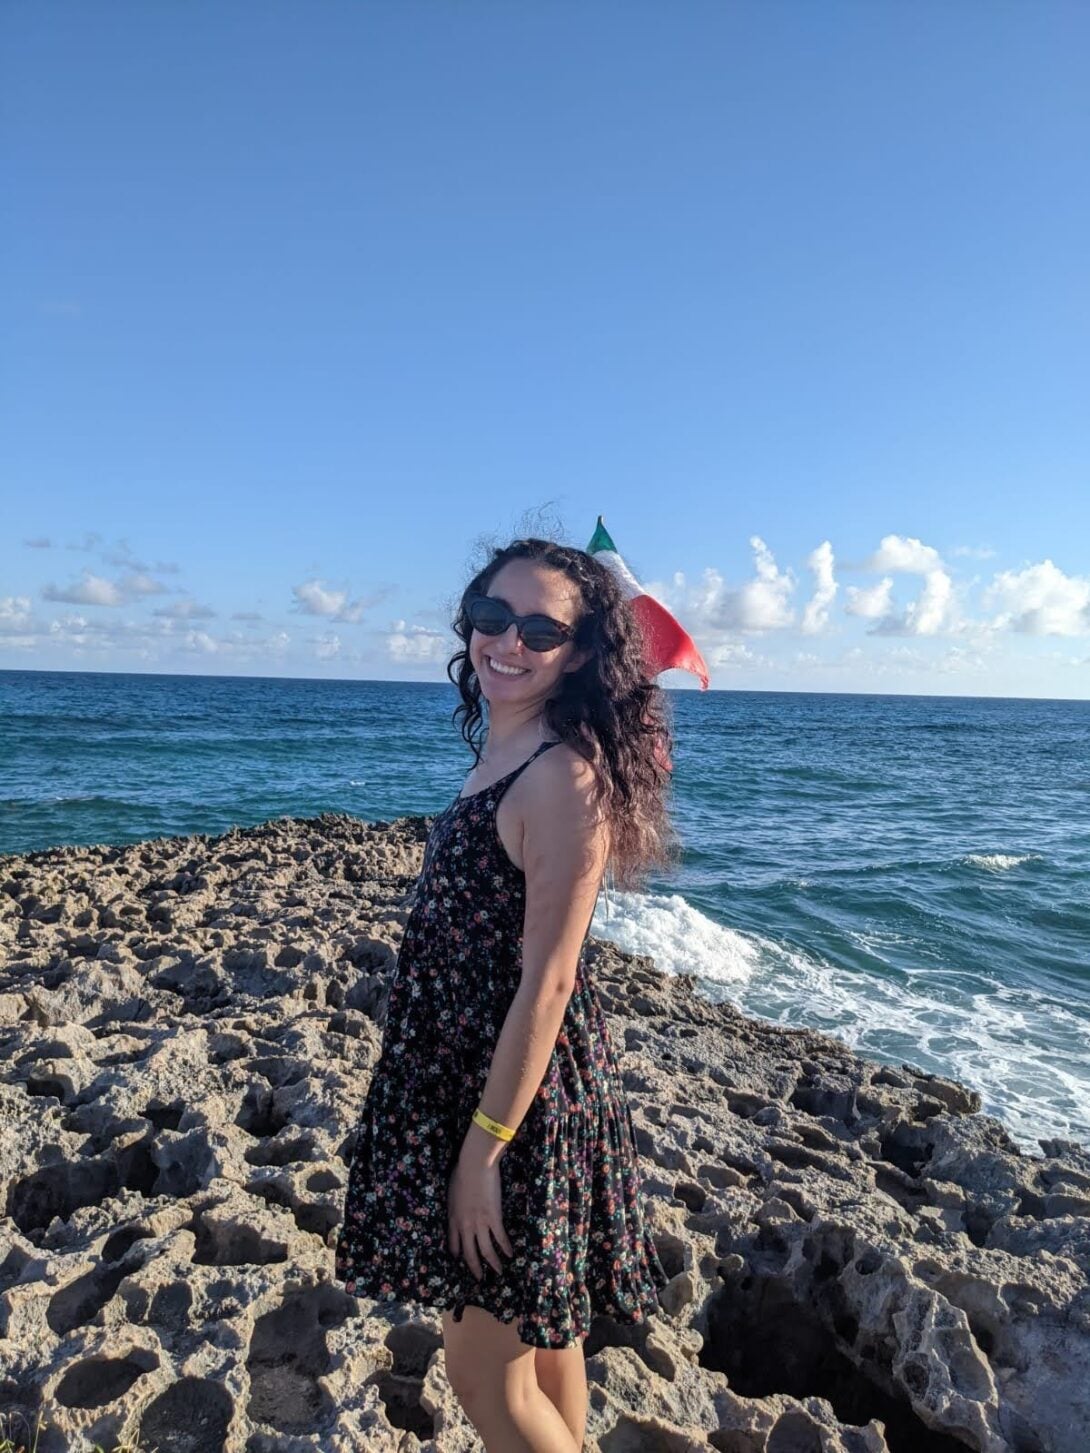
[468,559,591,705]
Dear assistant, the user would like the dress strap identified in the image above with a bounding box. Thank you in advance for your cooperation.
[510,738,561,780]
[496,739,561,796]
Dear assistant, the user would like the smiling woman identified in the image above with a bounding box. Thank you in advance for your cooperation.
[334,535,682,1451]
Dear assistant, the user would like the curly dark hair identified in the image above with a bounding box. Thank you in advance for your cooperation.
[445,534,682,891]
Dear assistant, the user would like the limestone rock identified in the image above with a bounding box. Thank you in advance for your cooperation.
[1,813,1086,1451]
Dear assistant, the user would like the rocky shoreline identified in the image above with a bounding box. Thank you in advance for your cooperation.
[1,812,1088,1452]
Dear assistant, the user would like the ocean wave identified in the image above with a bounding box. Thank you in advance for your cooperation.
[962,852,1041,872]
[591,889,756,986]
[591,887,1090,1153]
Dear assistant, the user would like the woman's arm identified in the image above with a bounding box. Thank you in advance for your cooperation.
[447,749,610,1279]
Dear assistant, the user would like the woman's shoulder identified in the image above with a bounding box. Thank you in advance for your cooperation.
[519,740,610,864]
[523,739,604,819]
[539,737,596,782]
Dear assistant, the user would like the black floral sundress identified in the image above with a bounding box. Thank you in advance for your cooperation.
[333,738,669,1348]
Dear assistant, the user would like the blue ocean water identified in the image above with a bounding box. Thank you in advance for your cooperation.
[2,668,1088,1153]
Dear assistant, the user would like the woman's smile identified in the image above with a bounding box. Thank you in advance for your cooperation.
[484,654,531,678]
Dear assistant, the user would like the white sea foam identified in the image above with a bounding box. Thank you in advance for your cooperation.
[592,888,1090,1154]
[591,889,756,986]
[962,852,1040,871]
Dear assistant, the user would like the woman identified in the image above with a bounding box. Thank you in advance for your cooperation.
[335,535,680,1451]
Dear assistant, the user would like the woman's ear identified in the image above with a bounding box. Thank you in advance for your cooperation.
[563,647,593,674]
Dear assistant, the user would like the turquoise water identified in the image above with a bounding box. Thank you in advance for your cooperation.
[2,668,1088,1152]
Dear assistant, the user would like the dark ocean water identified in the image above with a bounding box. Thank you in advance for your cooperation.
[2,668,1088,1152]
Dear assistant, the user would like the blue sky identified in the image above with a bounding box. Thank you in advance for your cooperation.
[3,2,1088,697]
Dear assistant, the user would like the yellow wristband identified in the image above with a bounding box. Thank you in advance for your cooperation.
[472,1107,516,1142]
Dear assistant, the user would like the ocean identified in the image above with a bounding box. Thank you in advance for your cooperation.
[2,668,1088,1154]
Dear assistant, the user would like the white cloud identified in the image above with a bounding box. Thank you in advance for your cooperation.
[42,573,124,607]
[184,630,220,654]
[872,642,988,676]
[845,578,895,620]
[40,566,173,608]
[730,536,796,630]
[153,599,217,620]
[983,559,1090,636]
[24,537,51,549]
[868,569,958,636]
[643,539,796,682]
[116,571,170,598]
[172,626,291,658]
[290,578,395,623]
[315,632,342,660]
[707,638,763,668]
[853,534,960,637]
[4,604,295,664]
[638,575,675,610]
[680,566,726,620]
[386,620,451,663]
[905,567,956,636]
[0,596,32,628]
[938,644,988,674]
[801,540,837,634]
[680,537,795,634]
[646,539,837,680]
[952,544,997,560]
[292,580,364,621]
[866,534,942,573]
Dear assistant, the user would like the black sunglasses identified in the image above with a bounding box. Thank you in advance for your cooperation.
[465,593,578,652]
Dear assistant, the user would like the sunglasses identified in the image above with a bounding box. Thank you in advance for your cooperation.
[465,593,578,652]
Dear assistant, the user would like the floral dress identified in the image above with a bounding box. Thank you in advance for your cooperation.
[333,739,669,1348]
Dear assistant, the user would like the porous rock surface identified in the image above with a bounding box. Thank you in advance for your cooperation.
[1,813,1087,1453]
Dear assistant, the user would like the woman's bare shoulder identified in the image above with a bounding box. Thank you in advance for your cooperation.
[515,741,604,834]
[540,738,597,787]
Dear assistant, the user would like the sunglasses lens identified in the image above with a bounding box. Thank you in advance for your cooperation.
[521,619,567,651]
[468,598,510,635]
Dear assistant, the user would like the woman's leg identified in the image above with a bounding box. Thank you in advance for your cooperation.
[441,1305,580,1453]
[534,1344,588,1449]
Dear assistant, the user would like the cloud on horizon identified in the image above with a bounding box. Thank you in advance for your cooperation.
[983,560,1090,637]
[4,530,1089,688]
[290,578,397,623]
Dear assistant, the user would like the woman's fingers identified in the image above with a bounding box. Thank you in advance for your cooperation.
[450,1221,510,1280]
[447,1160,514,1279]
[496,1220,514,1258]
[463,1229,484,1281]
[477,1225,504,1276]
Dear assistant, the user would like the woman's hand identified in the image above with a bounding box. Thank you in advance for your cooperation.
[447,1140,514,1281]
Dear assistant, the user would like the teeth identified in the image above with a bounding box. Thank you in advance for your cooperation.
[487,656,528,676]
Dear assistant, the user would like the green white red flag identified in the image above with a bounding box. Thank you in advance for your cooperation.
[587,516,710,690]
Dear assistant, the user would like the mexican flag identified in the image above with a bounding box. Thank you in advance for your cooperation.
[587,516,710,690]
